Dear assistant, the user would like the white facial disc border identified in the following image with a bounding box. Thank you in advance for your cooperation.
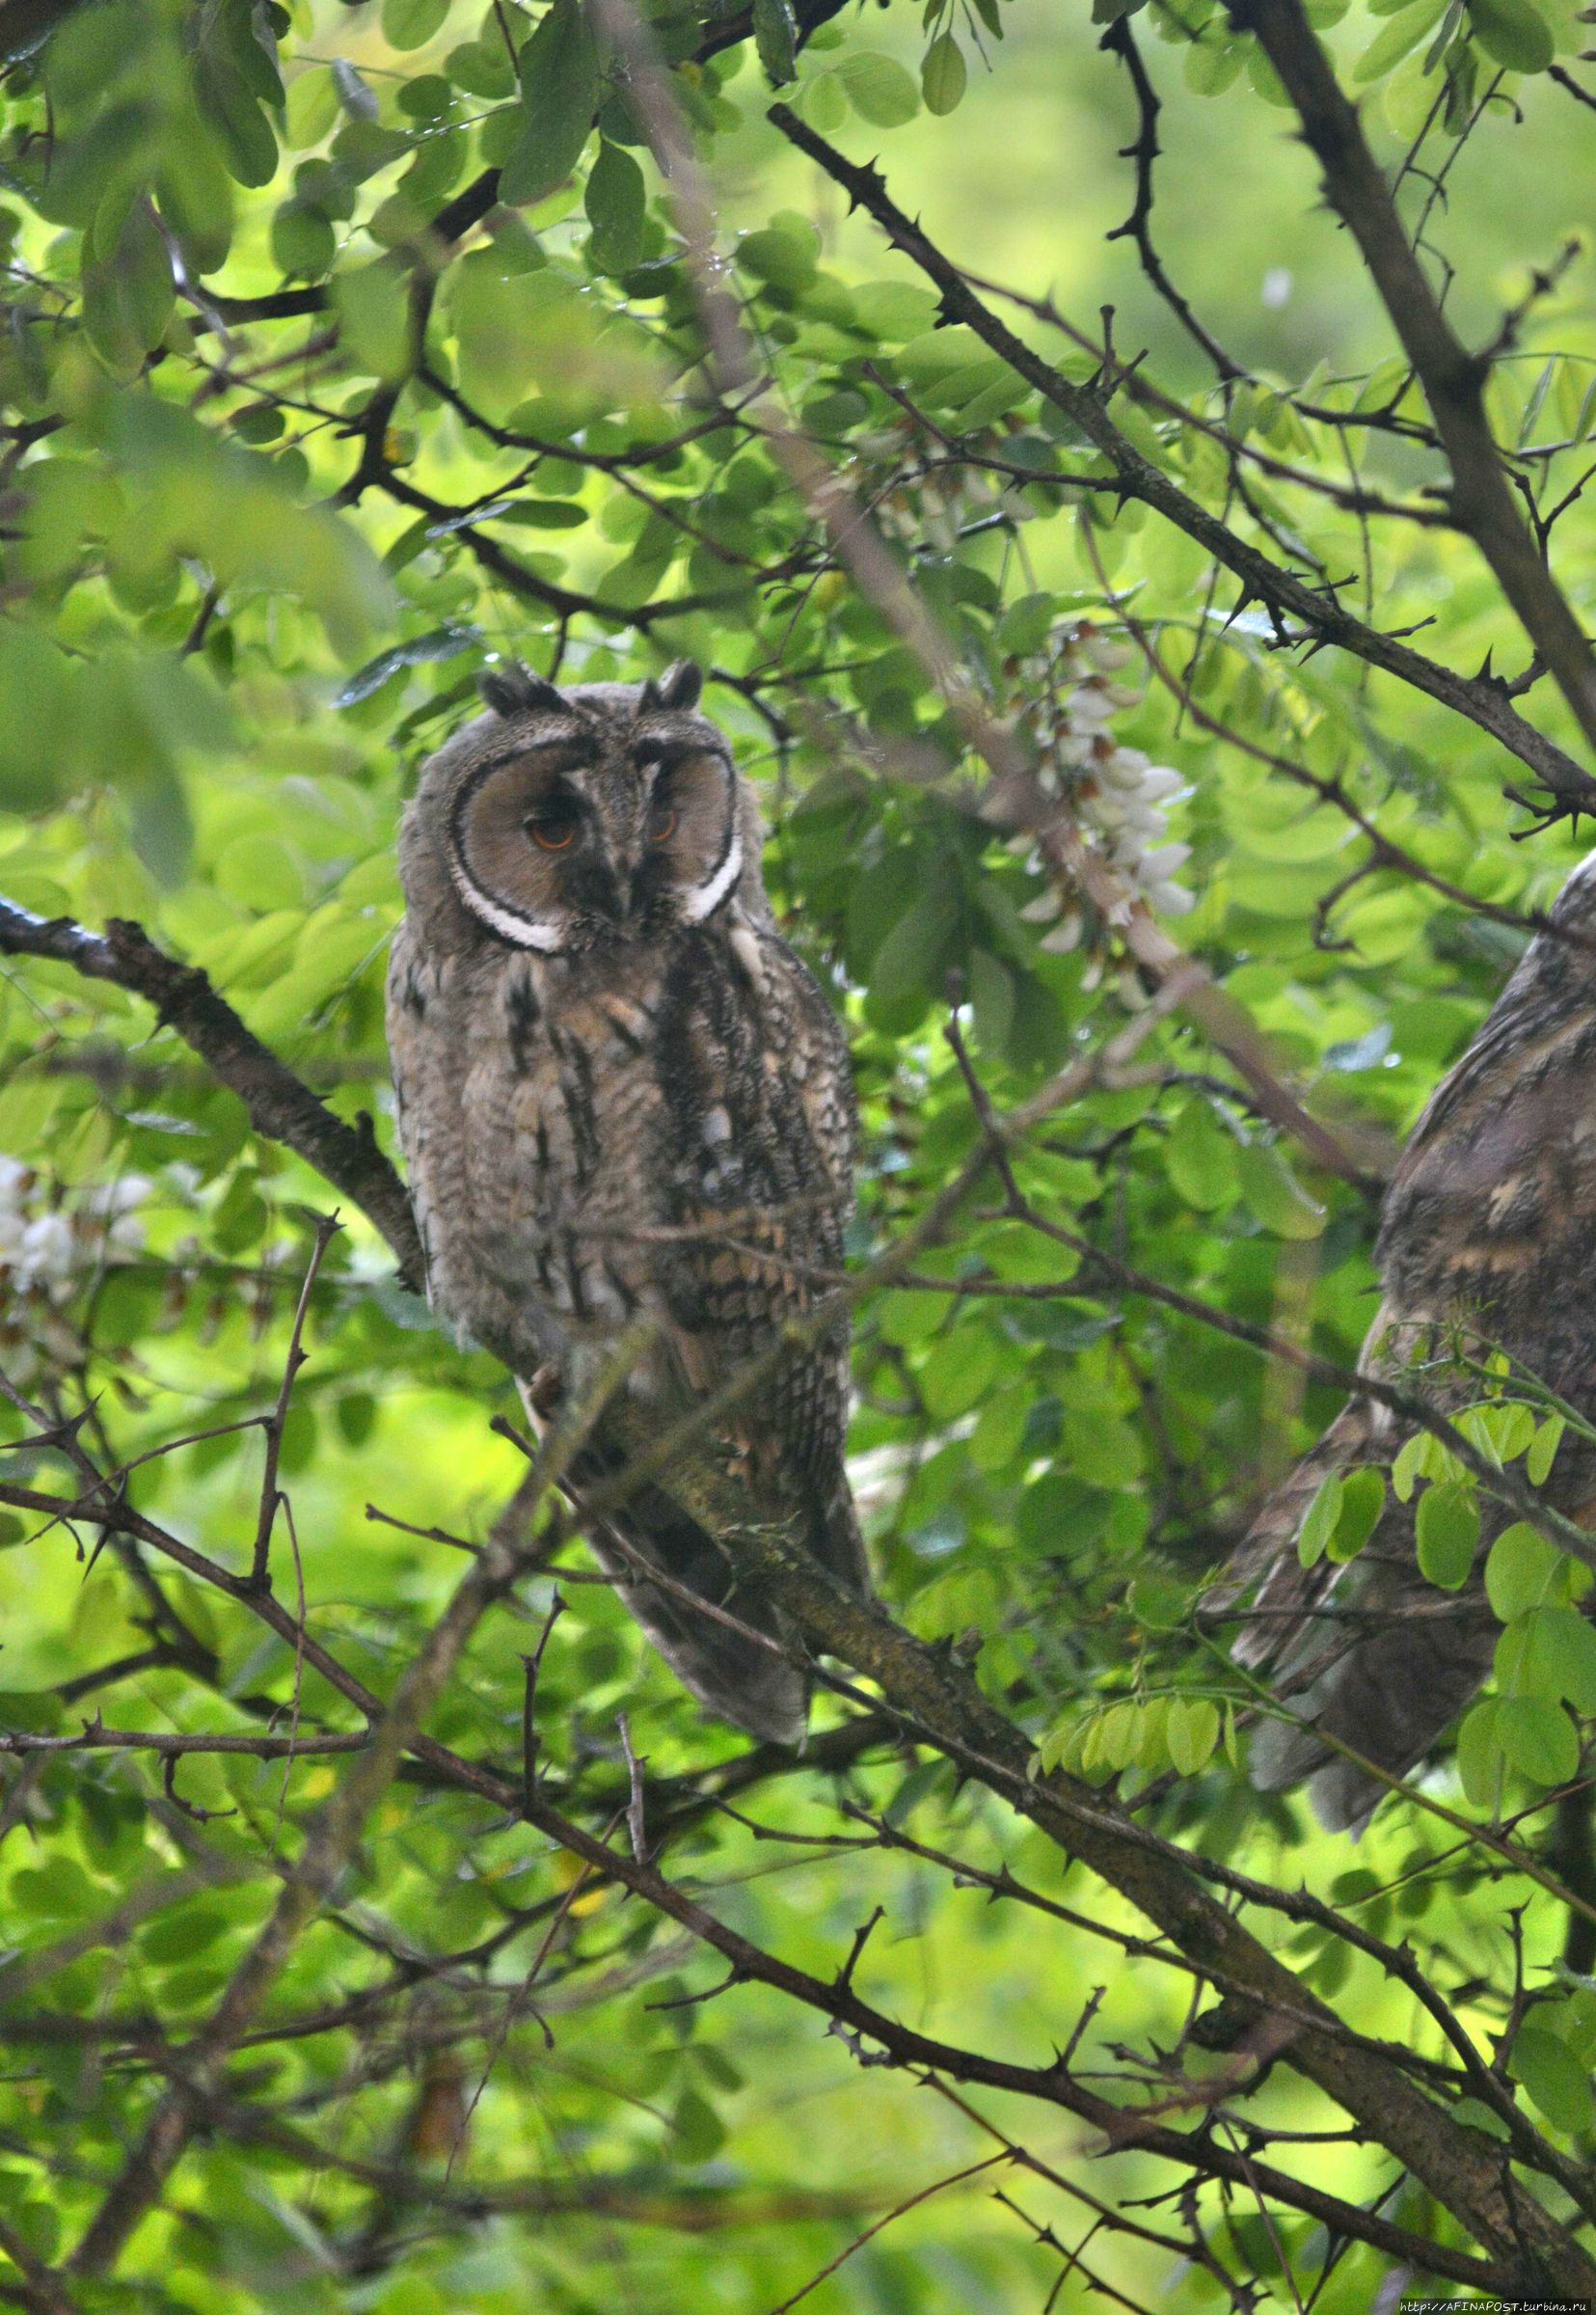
[681,831,743,924]
[446,853,569,952]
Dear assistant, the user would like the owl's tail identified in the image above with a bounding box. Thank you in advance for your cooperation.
[1203,1404,1495,1832]
[526,1373,868,1746]
[584,1476,813,1745]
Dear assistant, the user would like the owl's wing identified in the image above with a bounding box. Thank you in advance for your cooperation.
[1206,1395,1499,1831]
[542,928,866,1747]
[652,927,869,1603]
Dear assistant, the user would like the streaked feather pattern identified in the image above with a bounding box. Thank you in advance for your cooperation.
[1207,852,1596,1829]
[387,668,866,1743]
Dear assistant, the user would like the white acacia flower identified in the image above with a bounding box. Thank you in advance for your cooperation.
[1039,912,1084,953]
[1148,881,1196,915]
[81,1175,151,1219]
[19,1212,75,1290]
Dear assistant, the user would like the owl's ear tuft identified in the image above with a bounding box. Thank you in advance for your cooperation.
[656,659,704,712]
[478,663,563,719]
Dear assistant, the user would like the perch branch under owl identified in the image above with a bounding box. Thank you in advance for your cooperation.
[5,914,1593,2291]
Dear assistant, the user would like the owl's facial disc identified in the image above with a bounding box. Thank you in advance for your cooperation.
[447,748,595,953]
[445,722,744,953]
[635,743,741,927]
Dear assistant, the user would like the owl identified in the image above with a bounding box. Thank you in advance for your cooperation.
[385,658,868,1743]
[1207,849,1596,1830]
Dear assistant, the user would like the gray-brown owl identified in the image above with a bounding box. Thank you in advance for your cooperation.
[385,658,867,1744]
[1208,850,1596,1829]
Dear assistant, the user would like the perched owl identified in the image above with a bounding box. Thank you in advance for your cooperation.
[1208,850,1596,1830]
[385,658,867,1744]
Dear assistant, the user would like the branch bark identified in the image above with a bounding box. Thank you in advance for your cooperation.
[0,897,423,1282]
[1231,0,1596,770]
[651,1509,1596,2300]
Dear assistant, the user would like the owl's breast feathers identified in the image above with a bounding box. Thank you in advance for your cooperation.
[1208,901,1596,1828]
[387,903,868,1692]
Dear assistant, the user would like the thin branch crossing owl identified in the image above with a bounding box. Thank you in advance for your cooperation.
[1209,852,1596,1828]
[386,659,867,1742]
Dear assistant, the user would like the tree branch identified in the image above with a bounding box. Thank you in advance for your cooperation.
[0,897,423,1282]
[1231,0,1596,787]
[765,103,1596,818]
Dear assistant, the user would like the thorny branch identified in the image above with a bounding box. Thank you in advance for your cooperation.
[1231,0,1596,776]
[767,104,1596,822]
[7,6,1596,2305]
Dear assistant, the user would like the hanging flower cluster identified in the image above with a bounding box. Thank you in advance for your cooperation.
[861,416,1013,559]
[842,417,1194,951]
[1007,624,1192,953]
[0,1158,149,1385]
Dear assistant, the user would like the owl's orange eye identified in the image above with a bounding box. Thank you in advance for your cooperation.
[527,796,580,851]
[651,806,677,845]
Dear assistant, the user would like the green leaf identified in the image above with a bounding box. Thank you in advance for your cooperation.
[1184,31,1245,93]
[1464,0,1554,68]
[753,0,799,85]
[1527,1414,1564,1487]
[194,34,279,187]
[737,215,821,290]
[141,1906,232,1964]
[1391,1431,1425,1504]
[1062,1404,1143,1488]
[1416,1481,1478,1590]
[1297,1471,1342,1568]
[922,33,968,113]
[866,888,957,1006]
[333,623,480,707]
[585,139,647,277]
[1497,1695,1580,1786]
[835,48,920,125]
[0,1689,65,1735]
[800,68,848,130]
[11,1858,99,1920]
[334,257,414,382]
[1528,1605,1596,1710]
[1328,1465,1385,1563]
[1166,1697,1219,1776]
[383,0,450,48]
[1235,1143,1325,1239]
[1497,1603,1596,1712]
[271,203,337,281]
[967,946,1015,1057]
[82,202,176,378]
[500,0,599,208]
[1512,2025,1596,2132]
[1354,0,1448,78]
[1484,1522,1566,1621]
[672,2087,727,2162]
[1455,1699,1504,1811]
[920,1324,1000,1420]
[1164,1101,1238,1212]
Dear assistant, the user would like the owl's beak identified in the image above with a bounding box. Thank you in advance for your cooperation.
[584,858,632,930]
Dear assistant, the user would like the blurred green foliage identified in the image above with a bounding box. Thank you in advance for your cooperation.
[2,0,1596,2305]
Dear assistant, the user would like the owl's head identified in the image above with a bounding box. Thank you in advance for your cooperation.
[400,660,768,956]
